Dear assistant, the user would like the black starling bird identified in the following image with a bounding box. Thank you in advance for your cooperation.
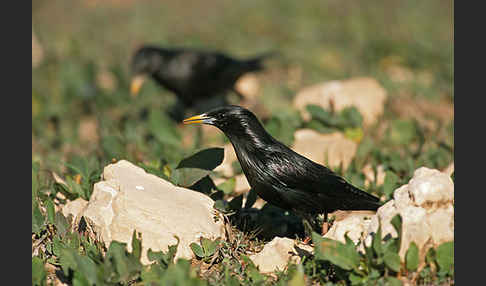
[130,46,274,120]
[183,105,381,239]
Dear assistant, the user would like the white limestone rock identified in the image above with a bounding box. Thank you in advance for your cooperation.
[81,160,226,264]
[291,129,357,171]
[364,167,454,261]
[293,77,387,126]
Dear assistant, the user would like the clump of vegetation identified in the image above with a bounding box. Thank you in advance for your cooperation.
[33,147,453,285]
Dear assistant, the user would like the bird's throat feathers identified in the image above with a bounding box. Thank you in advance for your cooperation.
[224,121,275,153]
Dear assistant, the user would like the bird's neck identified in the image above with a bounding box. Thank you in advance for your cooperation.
[225,123,274,151]
[224,123,276,173]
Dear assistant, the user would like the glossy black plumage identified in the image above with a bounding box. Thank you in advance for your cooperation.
[183,105,381,236]
[131,46,274,118]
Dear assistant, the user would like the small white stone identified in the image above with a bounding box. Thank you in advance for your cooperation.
[249,237,313,273]
[324,210,375,245]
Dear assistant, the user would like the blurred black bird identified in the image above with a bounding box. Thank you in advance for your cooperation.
[183,105,381,240]
[130,46,275,121]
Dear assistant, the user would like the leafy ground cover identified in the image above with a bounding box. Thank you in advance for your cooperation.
[33,1,453,285]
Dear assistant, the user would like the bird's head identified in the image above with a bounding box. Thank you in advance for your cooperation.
[183,105,267,140]
[130,47,163,96]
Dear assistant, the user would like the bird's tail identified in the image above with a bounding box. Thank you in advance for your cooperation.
[241,51,278,72]
[348,198,382,211]
[344,185,382,211]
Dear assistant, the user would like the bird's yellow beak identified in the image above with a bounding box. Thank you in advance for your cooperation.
[130,75,146,97]
[183,114,209,125]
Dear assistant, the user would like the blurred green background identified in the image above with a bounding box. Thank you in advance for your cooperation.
[32,0,453,185]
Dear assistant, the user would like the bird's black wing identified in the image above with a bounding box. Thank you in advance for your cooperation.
[262,146,380,212]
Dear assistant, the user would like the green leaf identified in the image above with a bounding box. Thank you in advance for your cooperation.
[435,241,454,273]
[32,163,39,209]
[190,242,205,258]
[201,237,218,256]
[59,248,78,276]
[62,176,86,198]
[144,264,175,284]
[344,233,355,247]
[82,236,103,263]
[171,148,224,187]
[306,104,333,123]
[105,241,142,282]
[131,230,142,260]
[54,212,70,237]
[363,243,374,265]
[305,119,335,133]
[240,254,257,268]
[146,248,164,262]
[313,232,360,270]
[349,272,364,285]
[141,263,166,283]
[73,253,99,285]
[372,225,383,256]
[72,271,90,286]
[213,199,230,213]
[306,105,363,130]
[383,251,401,272]
[390,214,403,250]
[383,237,399,255]
[249,267,264,283]
[383,171,399,198]
[32,202,45,235]
[68,232,81,251]
[340,106,363,128]
[107,242,130,279]
[166,237,180,263]
[386,276,403,286]
[200,239,211,256]
[159,259,206,286]
[217,177,236,195]
[52,236,63,257]
[171,168,211,187]
[177,147,224,171]
[46,199,56,225]
[405,242,419,271]
[288,264,305,286]
[32,256,46,286]
[147,238,179,268]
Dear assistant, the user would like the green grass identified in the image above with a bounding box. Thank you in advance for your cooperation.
[32,0,453,285]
